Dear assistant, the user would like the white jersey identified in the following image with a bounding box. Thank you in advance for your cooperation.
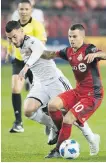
[11,8,44,24]
[20,35,67,85]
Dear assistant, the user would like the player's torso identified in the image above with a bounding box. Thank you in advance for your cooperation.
[67,45,89,81]
[20,36,64,84]
[31,59,64,84]
[67,45,103,97]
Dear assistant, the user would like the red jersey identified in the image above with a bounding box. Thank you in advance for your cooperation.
[57,44,103,98]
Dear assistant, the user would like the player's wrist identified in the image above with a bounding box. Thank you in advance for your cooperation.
[94,53,98,58]
[24,64,29,74]
[25,64,30,68]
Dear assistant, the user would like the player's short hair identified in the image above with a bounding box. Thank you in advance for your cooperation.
[70,24,85,31]
[5,21,21,33]
[18,0,31,5]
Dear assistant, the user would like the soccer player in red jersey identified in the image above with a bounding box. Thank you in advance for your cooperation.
[41,24,106,158]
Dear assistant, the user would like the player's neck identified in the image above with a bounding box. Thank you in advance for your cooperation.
[73,43,84,52]
[20,17,31,25]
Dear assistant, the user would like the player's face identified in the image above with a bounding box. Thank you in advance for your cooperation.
[6,29,24,48]
[18,3,32,21]
[68,29,85,51]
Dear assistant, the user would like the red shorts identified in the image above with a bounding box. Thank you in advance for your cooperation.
[58,89,103,124]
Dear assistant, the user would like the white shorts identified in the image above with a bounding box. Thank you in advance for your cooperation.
[26,76,72,105]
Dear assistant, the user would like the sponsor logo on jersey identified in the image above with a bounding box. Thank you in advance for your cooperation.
[78,63,87,72]
[72,63,87,72]
[77,53,83,61]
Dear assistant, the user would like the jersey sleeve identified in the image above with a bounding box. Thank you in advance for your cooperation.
[26,39,46,67]
[85,44,100,54]
[56,48,68,60]
[85,44,101,61]
[33,20,47,42]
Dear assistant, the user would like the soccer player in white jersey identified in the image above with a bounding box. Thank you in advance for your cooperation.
[12,0,44,24]
[5,21,99,153]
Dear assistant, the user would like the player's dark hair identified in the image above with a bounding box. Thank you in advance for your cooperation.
[5,21,21,33]
[70,24,85,31]
[18,0,31,5]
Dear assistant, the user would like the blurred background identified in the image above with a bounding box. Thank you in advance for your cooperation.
[1,0,106,64]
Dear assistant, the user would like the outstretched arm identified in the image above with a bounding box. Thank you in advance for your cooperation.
[41,50,57,59]
[84,51,106,63]
[18,64,29,80]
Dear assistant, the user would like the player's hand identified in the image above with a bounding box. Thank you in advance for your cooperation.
[5,53,10,63]
[84,53,97,63]
[18,69,25,81]
[19,64,29,80]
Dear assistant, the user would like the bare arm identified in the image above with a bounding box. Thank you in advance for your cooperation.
[19,64,29,80]
[96,51,106,59]
[41,50,57,59]
[84,51,106,63]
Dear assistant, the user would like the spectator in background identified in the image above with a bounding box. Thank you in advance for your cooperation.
[86,0,98,10]
[11,0,44,24]
[53,0,64,10]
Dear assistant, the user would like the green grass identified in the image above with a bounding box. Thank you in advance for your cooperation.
[1,64,106,162]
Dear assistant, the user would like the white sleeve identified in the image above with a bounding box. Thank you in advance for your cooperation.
[38,10,44,24]
[26,40,46,67]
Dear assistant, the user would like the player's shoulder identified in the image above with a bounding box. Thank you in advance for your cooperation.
[84,43,98,55]
[24,35,43,46]
[66,46,73,54]
[31,17,43,26]
[25,35,39,43]
[31,18,45,31]
[59,46,72,55]
[60,46,68,53]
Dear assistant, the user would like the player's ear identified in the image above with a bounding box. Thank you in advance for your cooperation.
[83,34,85,40]
[81,30,85,40]
[30,7,32,14]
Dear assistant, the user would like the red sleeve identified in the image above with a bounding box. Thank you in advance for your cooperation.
[56,51,60,57]
[55,48,68,60]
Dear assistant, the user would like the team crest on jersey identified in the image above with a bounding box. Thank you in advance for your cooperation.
[69,57,72,60]
[82,118,86,121]
[77,53,83,61]
[31,41,34,44]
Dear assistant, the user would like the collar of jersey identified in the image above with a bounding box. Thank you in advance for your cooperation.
[72,43,85,54]
[20,35,28,48]
[18,17,32,27]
